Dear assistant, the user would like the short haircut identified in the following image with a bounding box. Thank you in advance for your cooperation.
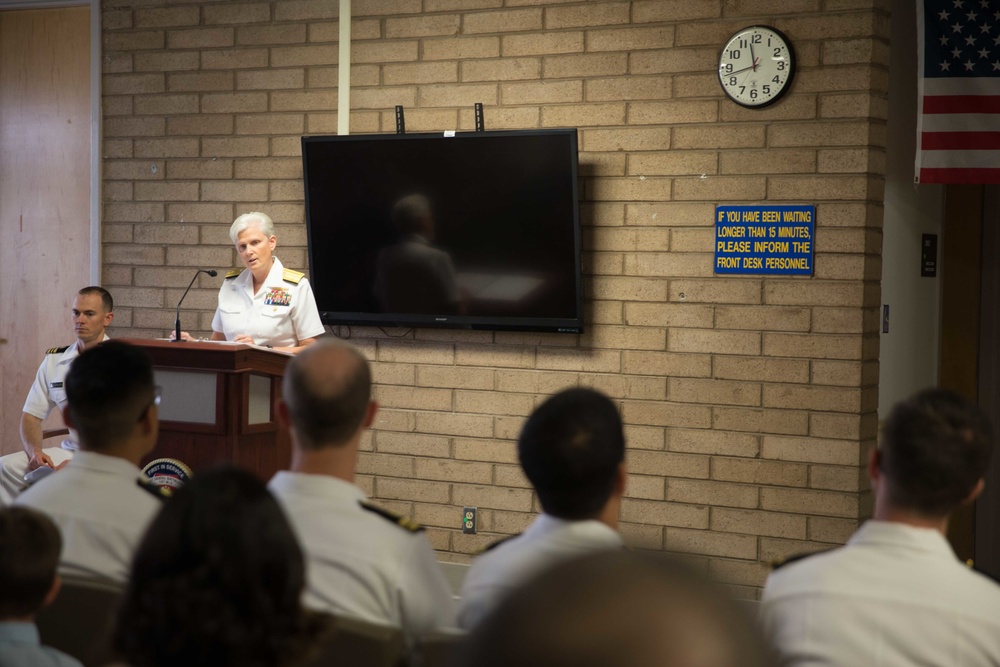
[77,286,113,313]
[282,339,372,449]
[880,388,994,517]
[459,551,774,667]
[518,388,625,520]
[391,194,432,235]
[115,466,314,667]
[65,341,155,451]
[229,212,275,245]
[0,507,62,619]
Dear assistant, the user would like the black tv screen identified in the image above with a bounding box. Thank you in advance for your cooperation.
[301,128,583,333]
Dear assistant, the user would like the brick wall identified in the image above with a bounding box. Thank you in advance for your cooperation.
[102,0,888,597]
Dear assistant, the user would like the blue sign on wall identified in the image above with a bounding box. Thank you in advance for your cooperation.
[714,205,815,275]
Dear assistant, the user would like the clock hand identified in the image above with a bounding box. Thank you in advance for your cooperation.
[726,63,756,76]
[750,42,758,71]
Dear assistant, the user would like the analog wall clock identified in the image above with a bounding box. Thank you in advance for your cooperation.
[718,25,795,108]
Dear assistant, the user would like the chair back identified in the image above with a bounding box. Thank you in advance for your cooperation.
[36,575,123,667]
[301,612,407,667]
[415,629,468,667]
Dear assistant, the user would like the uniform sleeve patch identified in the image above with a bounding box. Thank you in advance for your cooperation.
[46,346,69,355]
[225,269,242,280]
[282,268,304,285]
[359,500,423,532]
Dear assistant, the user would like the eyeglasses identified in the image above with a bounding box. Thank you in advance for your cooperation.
[139,386,162,421]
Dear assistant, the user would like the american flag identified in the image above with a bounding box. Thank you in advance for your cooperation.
[916,0,1000,184]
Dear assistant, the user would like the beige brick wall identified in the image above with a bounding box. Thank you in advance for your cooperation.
[102,0,887,597]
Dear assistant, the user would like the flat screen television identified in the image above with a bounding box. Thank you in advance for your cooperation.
[301,128,583,334]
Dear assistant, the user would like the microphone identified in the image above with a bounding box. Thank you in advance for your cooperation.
[173,269,218,343]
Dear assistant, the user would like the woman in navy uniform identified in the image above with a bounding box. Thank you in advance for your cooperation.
[179,212,324,353]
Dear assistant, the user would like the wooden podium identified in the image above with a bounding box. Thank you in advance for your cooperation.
[121,339,292,480]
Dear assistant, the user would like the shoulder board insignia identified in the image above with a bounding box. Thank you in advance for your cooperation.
[359,500,423,532]
[46,346,69,355]
[225,269,242,280]
[136,476,172,501]
[481,533,520,553]
[769,548,833,570]
[282,268,304,285]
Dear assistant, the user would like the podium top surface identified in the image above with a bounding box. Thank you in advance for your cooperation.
[118,339,291,376]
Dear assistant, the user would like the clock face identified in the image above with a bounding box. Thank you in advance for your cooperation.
[718,25,795,108]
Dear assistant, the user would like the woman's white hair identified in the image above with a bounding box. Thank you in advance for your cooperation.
[230,212,275,245]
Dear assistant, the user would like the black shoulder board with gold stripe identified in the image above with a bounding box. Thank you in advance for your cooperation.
[282,268,304,285]
[136,476,172,501]
[769,548,833,570]
[359,500,423,532]
[225,269,242,280]
[481,533,520,554]
[46,346,69,355]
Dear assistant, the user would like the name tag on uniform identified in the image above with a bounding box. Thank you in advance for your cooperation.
[49,382,63,389]
[264,287,291,307]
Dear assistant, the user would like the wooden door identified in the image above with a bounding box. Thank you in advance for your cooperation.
[0,6,92,454]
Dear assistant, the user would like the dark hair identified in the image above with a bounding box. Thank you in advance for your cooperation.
[65,341,154,451]
[115,466,313,667]
[459,551,774,667]
[880,388,994,517]
[0,507,62,618]
[518,388,625,520]
[78,286,114,313]
[283,340,372,449]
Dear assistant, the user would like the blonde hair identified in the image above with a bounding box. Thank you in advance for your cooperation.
[229,212,275,245]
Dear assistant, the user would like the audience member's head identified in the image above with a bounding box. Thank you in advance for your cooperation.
[878,388,993,518]
[518,388,625,520]
[281,339,374,450]
[460,550,773,667]
[115,466,315,667]
[0,507,62,621]
[64,341,158,455]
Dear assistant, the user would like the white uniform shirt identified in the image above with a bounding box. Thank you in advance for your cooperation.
[15,450,162,584]
[211,257,325,348]
[21,336,109,451]
[761,520,1000,667]
[268,471,456,638]
[458,513,624,629]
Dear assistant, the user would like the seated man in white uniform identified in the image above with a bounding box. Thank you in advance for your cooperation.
[762,388,1000,667]
[0,287,113,505]
[268,339,455,640]
[16,341,165,584]
[458,387,627,629]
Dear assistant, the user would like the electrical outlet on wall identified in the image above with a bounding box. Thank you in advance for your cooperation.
[462,507,477,534]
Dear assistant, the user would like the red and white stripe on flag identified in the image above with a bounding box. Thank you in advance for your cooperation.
[916,0,1000,185]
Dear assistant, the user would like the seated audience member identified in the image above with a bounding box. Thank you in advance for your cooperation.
[0,286,114,505]
[459,550,773,667]
[268,339,455,639]
[458,387,626,629]
[762,388,1000,666]
[0,506,82,667]
[114,466,319,667]
[15,341,164,584]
